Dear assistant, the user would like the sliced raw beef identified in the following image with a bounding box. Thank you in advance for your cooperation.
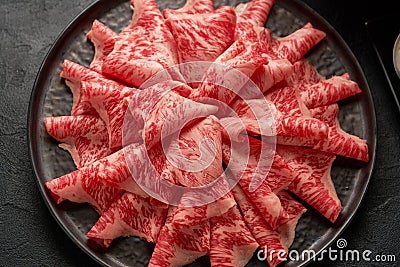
[190,30,269,105]
[165,6,236,63]
[234,0,275,39]
[163,0,214,18]
[276,145,341,222]
[86,20,117,73]
[209,205,258,267]
[124,80,192,146]
[298,73,362,108]
[251,58,294,93]
[87,192,167,247]
[310,104,369,162]
[44,115,111,169]
[143,90,218,150]
[285,59,323,86]
[60,60,123,116]
[79,81,137,149]
[229,93,329,140]
[271,23,326,64]
[264,84,329,139]
[276,190,307,228]
[46,146,148,201]
[149,207,210,267]
[172,191,236,227]
[232,186,306,267]
[102,0,180,87]
[45,151,125,214]
[222,137,288,230]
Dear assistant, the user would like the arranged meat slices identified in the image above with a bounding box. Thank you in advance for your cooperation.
[271,23,326,64]
[276,145,341,222]
[45,151,125,214]
[209,205,259,267]
[44,115,111,169]
[86,20,117,73]
[43,0,371,266]
[232,186,306,267]
[234,0,275,39]
[79,81,137,148]
[101,0,180,87]
[87,192,168,247]
[165,6,237,63]
[310,104,369,162]
[149,207,210,267]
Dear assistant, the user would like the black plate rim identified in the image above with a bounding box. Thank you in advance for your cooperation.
[27,0,377,266]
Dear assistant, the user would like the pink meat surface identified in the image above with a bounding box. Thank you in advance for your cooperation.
[44,115,111,169]
[79,81,137,149]
[209,205,259,267]
[277,145,341,222]
[87,192,167,247]
[143,89,218,150]
[232,186,306,267]
[45,151,125,214]
[171,191,236,227]
[149,207,210,267]
[299,73,362,108]
[165,6,236,63]
[222,137,291,230]
[190,29,269,105]
[251,58,294,93]
[310,104,369,162]
[86,20,117,73]
[163,0,214,18]
[60,60,124,116]
[271,23,326,64]
[101,0,179,87]
[234,0,275,39]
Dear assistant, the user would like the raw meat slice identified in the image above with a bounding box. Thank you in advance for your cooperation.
[232,186,306,267]
[87,192,168,247]
[143,90,218,150]
[148,207,210,267]
[165,6,236,63]
[163,0,214,18]
[235,0,275,39]
[124,80,192,146]
[276,145,341,222]
[190,31,269,105]
[299,73,362,108]
[264,84,330,139]
[44,115,111,169]
[229,94,329,140]
[86,20,117,73]
[102,0,180,87]
[285,59,323,86]
[310,104,369,162]
[251,58,294,93]
[60,60,123,116]
[79,81,137,149]
[271,23,326,64]
[172,116,224,187]
[45,151,125,214]
[276,190,307,229]
[171,191,236,227]
[46,146,148,201]
[209,205,258,267]
[222,137,288,230]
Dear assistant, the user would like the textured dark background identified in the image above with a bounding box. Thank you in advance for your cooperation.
[0,0,399,266]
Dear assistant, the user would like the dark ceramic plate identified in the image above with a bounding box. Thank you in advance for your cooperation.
[28,0,376,266]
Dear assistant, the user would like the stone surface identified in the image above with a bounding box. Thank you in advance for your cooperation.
[0,0,399,266]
